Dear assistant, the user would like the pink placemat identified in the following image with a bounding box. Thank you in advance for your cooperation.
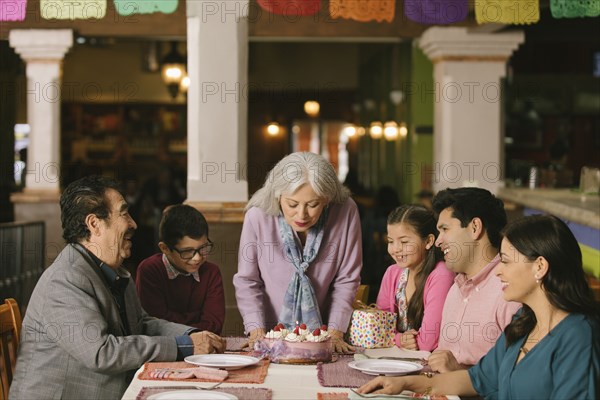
[317,356,443,399]
[136,386,271,400]
[317,356,371,388]
[139,360,269,384]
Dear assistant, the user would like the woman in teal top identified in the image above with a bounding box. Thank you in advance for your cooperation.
[469,312,598,399]
[357,215,599,399]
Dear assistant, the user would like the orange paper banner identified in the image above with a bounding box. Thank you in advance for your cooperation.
[329,0,395,23]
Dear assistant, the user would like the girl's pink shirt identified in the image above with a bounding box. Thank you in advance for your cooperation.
[376,261,455,351]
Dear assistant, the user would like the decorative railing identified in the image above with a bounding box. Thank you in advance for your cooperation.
[0,221,45,312]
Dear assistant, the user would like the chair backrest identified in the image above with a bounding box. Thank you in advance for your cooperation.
[354,284,370,307]
[0,298,22,400]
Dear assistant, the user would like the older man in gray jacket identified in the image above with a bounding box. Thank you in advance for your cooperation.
[9,176,225,399]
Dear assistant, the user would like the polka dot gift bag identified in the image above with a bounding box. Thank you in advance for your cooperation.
[346,302,397,348]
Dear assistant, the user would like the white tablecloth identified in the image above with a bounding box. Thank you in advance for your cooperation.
[121,347,459,400]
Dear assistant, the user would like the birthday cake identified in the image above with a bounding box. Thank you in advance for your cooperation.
[261,323,333,364]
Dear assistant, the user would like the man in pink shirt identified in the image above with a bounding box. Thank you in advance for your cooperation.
[429,188,521,373]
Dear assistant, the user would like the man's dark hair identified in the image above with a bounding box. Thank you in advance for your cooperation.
[432,187,507,248]
[60,175,123,244]
[159,205,209,248]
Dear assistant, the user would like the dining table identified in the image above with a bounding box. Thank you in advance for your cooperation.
[121,338,459,400]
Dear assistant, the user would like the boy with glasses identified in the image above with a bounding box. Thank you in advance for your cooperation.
[136,204,225,334]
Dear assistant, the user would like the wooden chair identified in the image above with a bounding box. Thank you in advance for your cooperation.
[353,284,370,308]
[1,298,22,400]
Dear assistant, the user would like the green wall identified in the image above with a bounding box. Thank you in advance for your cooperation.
[408,44,434,204]
[354,42,435,205]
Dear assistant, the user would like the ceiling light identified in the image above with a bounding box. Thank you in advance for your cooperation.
[384,121,399,141]
[369,122,383,139]
[304,101,320,118]
[267,122,280,136]
[161,41,186,99]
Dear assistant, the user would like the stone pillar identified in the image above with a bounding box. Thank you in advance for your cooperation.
[419,27,524,194]
[186,0,249,204]
[9,29,73,266]
[186,1,249,336]
[9,29,73,194]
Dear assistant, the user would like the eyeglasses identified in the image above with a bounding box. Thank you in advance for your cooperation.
[171,241,214,260]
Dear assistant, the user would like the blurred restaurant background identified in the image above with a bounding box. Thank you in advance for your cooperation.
[1,0,599,335]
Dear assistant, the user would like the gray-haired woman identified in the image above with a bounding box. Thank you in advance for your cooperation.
[233,152,363,352]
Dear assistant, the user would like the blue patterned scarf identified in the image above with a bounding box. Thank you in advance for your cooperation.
[277,206,329,330]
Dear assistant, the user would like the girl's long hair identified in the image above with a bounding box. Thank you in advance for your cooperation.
[387,205,443,330]
[503,215,598,346]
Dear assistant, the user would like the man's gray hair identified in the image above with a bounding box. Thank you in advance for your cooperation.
[246,152,350,215]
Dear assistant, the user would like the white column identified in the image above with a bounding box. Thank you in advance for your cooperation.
[186,0,248,202]
[419,27,524,194]
[9,29,73,194]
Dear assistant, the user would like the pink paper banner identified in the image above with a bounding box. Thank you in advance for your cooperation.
[0,0,27,21]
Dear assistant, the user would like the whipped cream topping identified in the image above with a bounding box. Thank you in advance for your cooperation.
[265,323,329,342]
[284,332,304,342]
[305,332,328,342]
[265,328,288,339]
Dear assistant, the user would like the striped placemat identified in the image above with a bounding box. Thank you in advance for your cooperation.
[317,356,371,388]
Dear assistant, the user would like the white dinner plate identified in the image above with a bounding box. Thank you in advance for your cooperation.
[348,359,423,376]
[147,390,238,400]
[184,354,261,370]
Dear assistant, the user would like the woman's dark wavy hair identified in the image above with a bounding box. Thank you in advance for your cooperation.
[387,205,444,330]
[432,187,507,248]
[60,175,123,243]
[159,204,209,248]
[503,215,598,346]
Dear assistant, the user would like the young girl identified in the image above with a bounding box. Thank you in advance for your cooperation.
[376,205,454,351]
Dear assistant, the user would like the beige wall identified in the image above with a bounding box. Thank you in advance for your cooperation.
[60,40,360,105]
[249,42,359,90]
[62,41,182,103]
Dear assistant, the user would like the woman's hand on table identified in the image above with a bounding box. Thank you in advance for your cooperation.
[357,376,407,395]
[329,329,355,353]
[242,328,266,350]
[399,329,418,350]
[190,331,226,354]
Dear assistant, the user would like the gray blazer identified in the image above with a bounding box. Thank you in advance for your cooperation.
[9,244,192,399]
